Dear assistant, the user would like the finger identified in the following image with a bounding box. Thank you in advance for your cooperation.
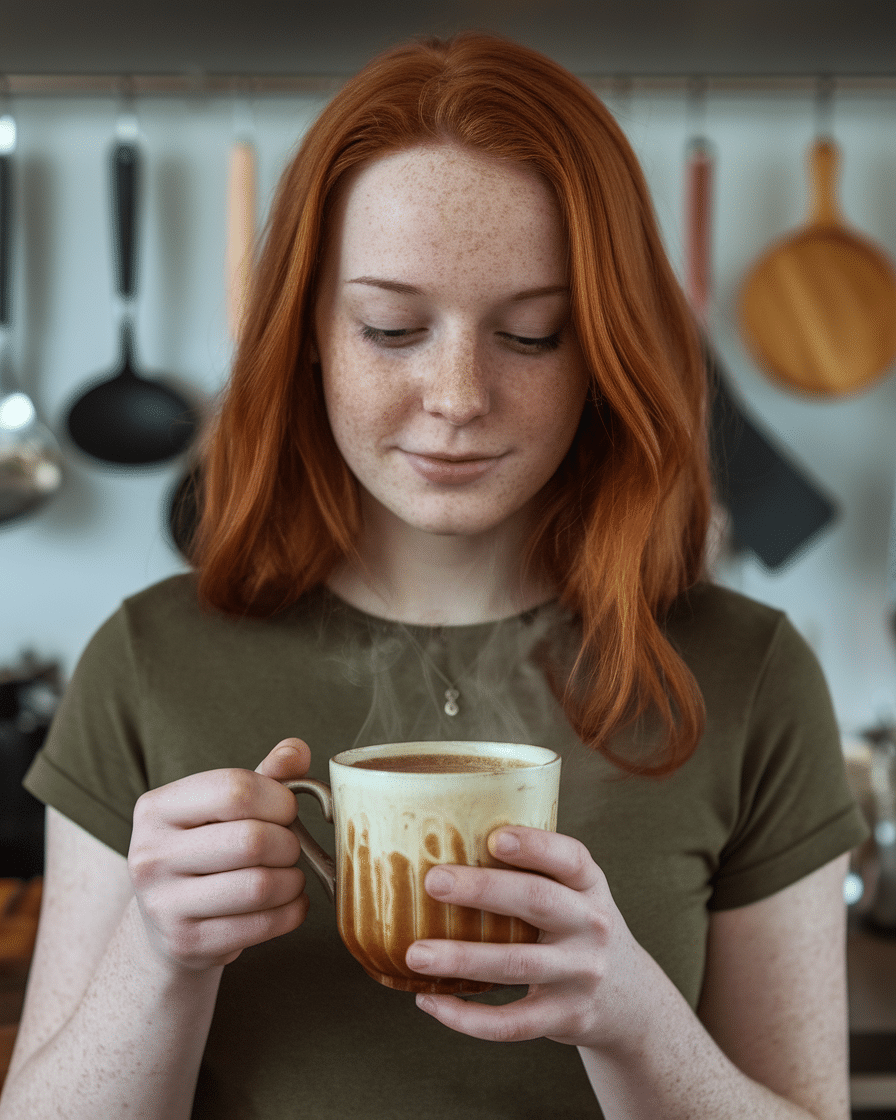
[487,827,605,893]
[415,990,555,1044]
[164,865,307,921]
[162,818,302,876]
[423,864,583,935]
[406,938,564,988]
[255,738,312,780]
[178,894,311,966]
[137,767,300,831]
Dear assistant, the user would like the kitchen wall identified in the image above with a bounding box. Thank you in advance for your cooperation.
[2,80,896,736]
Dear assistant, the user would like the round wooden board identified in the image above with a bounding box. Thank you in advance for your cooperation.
[739,138,896,398]
[740,228,896,396]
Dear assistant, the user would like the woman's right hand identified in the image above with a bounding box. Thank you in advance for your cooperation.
[127,737,312,972]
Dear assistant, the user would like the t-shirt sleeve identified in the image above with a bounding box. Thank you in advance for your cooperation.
[708,614,869,911]
[23,607,149,857]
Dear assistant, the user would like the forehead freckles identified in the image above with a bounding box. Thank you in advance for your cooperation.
[332,145,567,292]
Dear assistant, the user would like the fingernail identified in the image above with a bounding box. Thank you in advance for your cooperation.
[492,831,520,856]
[416,994,436,1012]
[426,867,455,896]
[407,944,433,968]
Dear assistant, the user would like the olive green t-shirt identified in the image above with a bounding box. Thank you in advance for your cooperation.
[25,575,867,1119]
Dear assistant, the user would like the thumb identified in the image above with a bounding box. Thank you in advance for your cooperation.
[255,737,312,781]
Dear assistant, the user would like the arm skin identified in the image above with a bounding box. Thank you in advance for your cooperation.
[0,740,312,1120]
[407,828,851,1120]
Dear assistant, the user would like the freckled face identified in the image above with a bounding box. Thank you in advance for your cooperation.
[313,144,590,540]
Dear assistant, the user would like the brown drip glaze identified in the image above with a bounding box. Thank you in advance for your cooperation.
[336,815,537,994]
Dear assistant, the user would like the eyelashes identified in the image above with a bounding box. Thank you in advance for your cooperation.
[502,332,562,354]
[360,325,415,345]
[359,325,563,354]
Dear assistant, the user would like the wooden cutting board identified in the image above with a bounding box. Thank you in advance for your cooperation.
[739,137,896,397]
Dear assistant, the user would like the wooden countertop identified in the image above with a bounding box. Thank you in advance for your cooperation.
[0,879,41,1091]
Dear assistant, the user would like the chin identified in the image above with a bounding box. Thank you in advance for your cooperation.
[393,499,528,539]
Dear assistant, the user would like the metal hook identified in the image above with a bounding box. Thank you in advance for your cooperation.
[608,73,633,124]
[114,75,139,142]
[814,74,836,140]
[230,75,256,142]
[686,75,709,142]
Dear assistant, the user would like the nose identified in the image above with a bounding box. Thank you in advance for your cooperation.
[421,336,491,425]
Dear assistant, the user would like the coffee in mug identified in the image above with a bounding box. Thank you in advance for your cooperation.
[285,740,560,994]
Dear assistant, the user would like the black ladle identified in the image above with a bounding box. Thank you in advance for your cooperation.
[67,139,197,465]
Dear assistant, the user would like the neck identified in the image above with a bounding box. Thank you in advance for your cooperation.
[326,500,555,626]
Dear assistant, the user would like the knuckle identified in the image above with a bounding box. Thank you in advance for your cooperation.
[559,1005,590,1041]
[236,818,271,865]
[243,866,276,909]
[136,891,164,931]
[219,768,259,815]
[127,847,162,889]
[583,913,611,948]
[568,839,592,877]
[490,1016,525,1044]
[582,904,612,947]
[502,946,532,985]
[524,876,558,924]
[131,790,153,826]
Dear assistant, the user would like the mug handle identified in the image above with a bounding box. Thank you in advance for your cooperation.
[283,779,337,905]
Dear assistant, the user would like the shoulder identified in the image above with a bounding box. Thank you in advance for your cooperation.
[666,581,784,648]
[118,574,328,643]
[77,576,337,695]
[664,581,828,735]
[665,581,797,682]
[120,572,204,629]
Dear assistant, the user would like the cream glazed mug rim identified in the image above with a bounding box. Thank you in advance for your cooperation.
[332,739,560,774]
[283,740,560,903]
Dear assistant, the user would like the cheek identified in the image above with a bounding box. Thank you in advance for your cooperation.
[320,352,364,459]
[321,346,404,457]
[521,375,589,462]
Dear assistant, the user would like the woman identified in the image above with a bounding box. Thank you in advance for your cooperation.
[4,33,865,1120]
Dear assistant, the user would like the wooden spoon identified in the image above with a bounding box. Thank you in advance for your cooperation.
[739,137,896,397]
[166,135,256,558]
[226,139,256,343]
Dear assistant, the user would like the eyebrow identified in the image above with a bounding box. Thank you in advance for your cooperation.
[347,277,569,302]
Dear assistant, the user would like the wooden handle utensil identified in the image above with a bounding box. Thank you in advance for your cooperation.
[226,140,256,344]
[739,137,896,397]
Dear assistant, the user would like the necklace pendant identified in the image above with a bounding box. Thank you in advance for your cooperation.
[444,687,460,717]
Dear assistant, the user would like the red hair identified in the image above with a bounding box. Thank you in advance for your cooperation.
[194,32,712,776]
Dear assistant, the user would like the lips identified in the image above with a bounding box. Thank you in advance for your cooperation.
[401,450,503,484]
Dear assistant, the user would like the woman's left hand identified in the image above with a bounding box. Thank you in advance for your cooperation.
[405,826,654,1053]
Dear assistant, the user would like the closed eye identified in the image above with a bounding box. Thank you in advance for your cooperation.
[360,325,563,353]
[360,325,422,346]
[500,332,563,354]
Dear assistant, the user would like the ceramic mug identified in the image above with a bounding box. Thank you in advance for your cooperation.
[285,740,560,994]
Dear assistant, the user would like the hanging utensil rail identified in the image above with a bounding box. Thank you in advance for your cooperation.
[2,73,896,98]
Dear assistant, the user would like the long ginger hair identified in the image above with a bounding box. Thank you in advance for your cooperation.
[194,32,712,776]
